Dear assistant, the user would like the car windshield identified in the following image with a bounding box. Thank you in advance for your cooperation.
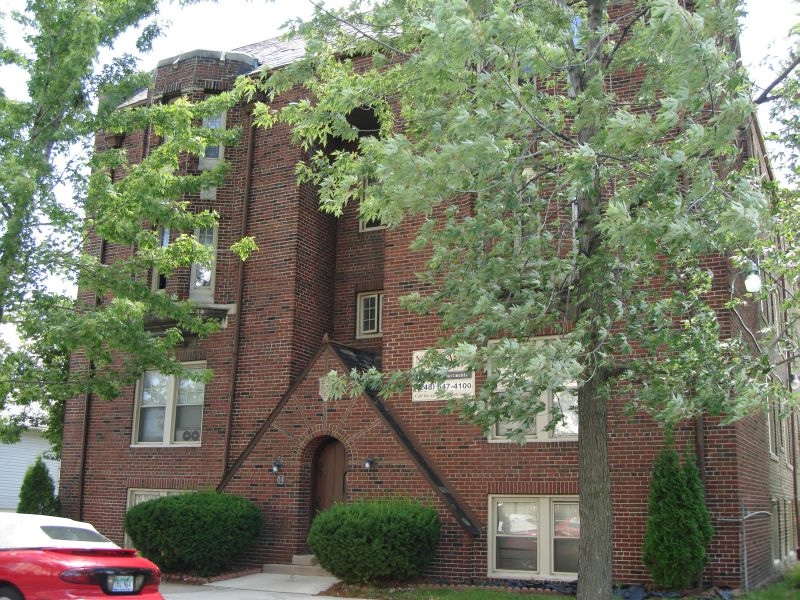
[40,526,111,543]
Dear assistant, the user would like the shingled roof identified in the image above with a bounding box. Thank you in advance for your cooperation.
[120,34,300,108]
[233,35,306,71]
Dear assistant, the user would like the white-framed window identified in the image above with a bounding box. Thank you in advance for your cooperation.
[132,363,205,446]
[356,292,384,338]
[489,383,578,442]
[487,337,578,442]
[359,215,385,232]
[125,488,184,547]
[198,110,226,170]
[489,495,579,580]
[768,396,784,459]
[151,226,170,292]
[189,226,217,303]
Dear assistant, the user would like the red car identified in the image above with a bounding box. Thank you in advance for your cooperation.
[0,513,163,599]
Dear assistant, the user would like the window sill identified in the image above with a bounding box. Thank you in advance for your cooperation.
[130,443,202,449]
[486,436,578,444]
[191,302,237,327]
[198,157,222,171]
[488,572,577,582]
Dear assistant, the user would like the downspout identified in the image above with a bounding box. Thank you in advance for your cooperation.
[695,413,707,588]
[696,414,706,486]
[792,407,800,557]
[76,239,107,519]
[77,69,158,521]
[76,389,91,521]
[787,360,800,557]
[221,106,254,476]
[78,70,156,517]
[781,266,800,557]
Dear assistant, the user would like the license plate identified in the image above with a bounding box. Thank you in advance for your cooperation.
[111,575,135,592]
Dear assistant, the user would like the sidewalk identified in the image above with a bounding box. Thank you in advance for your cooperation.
[160,572,363,600]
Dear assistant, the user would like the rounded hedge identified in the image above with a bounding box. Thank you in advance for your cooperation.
[308,499,440,584]
[124,491,264,576]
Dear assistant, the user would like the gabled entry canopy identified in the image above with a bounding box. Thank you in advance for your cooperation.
[217,336,481,536]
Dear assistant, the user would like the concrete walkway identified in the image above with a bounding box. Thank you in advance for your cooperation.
[160,572,363,600]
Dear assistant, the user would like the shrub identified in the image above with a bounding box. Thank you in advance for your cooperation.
[308,499,440,584]
[124,491,263,576]
[17,455,60,515]
[642,447,713,589]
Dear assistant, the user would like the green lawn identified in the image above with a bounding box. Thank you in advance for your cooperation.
[325,565,800,600]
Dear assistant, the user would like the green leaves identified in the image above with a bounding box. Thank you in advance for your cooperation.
[249,0,781,430]
[0,2,253,454]
[643,447,714,589]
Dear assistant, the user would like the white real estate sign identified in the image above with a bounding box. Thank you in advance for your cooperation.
[411,350,475,402]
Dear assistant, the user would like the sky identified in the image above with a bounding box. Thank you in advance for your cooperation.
[1,0,795,105]
[97,0,800,99]
[116,0,800,98]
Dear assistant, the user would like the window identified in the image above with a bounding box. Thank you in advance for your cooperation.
[489,496,579,579]
[359,216,385,232]
[356,292,384,338]
[189,226,217,303]
[768,397,785,458]
[490,383,578,442]
[151,226,170,292]
[357,178,386,232]
[125,489,184,546]
[133,364,205,446]
[198,110,225,170]
[487,338,578,442]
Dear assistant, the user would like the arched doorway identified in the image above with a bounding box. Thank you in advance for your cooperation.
[310,437,347,522]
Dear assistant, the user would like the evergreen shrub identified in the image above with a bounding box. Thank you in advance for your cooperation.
[307,499,440,584]
[124,490,263,576]
[642,447,713,589]
[17,455,60,515]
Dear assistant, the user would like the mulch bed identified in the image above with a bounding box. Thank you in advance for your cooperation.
[161,567,263,585]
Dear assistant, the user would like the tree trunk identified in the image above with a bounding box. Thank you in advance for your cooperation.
[568,1,613,598]
[577,366,613,600]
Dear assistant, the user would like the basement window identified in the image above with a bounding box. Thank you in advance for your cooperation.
[489,496,579,580]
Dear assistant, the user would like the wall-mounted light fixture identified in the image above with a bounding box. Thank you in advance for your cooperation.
[272,458,283,473]
[363,457,376,471]
[743,262,762,294]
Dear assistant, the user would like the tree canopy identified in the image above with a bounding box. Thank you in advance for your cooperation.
[238,0,798,597]
[0,0,253,453]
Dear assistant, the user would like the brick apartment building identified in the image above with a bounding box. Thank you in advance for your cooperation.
[59,8,799,592]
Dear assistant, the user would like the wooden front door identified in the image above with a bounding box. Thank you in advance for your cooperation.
[313,438,346,517]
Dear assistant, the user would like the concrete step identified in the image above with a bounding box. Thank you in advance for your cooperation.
[262,556,331,577]
[291,554,318,567]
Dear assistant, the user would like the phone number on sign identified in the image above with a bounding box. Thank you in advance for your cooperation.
[420,381,474,392]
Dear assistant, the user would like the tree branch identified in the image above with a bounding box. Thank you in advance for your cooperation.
[754,53,800,105]
[306,0,411,59]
